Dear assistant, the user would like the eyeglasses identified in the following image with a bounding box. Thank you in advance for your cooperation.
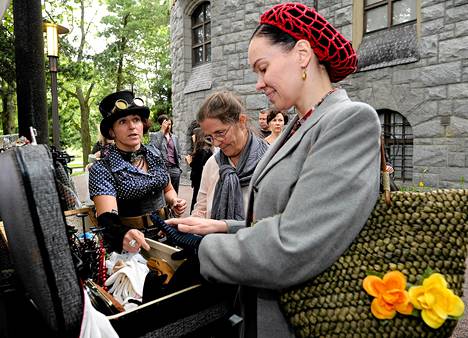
[203,124,232,144]
[111,97,145,113]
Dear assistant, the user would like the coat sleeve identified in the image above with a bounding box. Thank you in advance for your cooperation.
[199,105,381,289]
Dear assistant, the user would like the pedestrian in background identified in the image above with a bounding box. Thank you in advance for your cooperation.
[264,109,288,145]
[186,127,213,213]
[257,109,271,138]
[150,115,182,193]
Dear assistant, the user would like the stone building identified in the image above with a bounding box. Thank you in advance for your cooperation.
[170,0,468,188]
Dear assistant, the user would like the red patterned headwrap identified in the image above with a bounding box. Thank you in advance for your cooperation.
[259,2,357,82]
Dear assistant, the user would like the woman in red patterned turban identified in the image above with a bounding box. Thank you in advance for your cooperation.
[163,3,381,337]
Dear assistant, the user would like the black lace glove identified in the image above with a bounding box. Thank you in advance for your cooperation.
[150,213,203,255]
[97,212,131,253]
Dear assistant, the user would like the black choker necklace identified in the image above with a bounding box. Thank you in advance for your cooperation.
[117,147,146,167]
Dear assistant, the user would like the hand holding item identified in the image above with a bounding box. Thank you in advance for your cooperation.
[123,229,150,253]
[150,213,202,254]
[171,198,187,216]
[385,164,394,174]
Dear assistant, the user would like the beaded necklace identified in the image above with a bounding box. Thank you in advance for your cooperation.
[287,88,337,139]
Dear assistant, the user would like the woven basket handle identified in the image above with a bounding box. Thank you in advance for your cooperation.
[380,136,392,206]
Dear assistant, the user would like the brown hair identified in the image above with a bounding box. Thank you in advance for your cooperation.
[191,127,211,155]
[266,109,289,125]
[197,91,245,124]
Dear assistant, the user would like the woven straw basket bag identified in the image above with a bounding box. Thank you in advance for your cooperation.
[280,142,468,337]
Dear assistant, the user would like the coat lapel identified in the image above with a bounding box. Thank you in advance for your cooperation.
[252,89,349,186]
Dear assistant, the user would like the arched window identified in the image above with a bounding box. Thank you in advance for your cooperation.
[378,109,413,182]
[191,2,211,66]
[365,0,416,33]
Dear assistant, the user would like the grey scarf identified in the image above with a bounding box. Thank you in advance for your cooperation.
[211,132,268,220]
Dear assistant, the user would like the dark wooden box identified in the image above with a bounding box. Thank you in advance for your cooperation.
[0,145,235,337]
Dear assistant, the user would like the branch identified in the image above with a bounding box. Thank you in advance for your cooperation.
[63,87,79,99]
[85,82,95,102]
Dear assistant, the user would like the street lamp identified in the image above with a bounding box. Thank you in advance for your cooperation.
[43,21,69,149]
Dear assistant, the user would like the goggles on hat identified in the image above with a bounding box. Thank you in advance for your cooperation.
[111,97,145,113]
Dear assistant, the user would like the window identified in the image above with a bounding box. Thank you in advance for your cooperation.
[365,0,416,33]
[191,2,211,66]
[354,0,420,71]
[378,109,413,182]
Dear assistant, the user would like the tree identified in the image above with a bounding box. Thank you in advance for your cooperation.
[42,0,172,162]
[45,0,103,165]
[0,6,17,135]
[98,0,172,120]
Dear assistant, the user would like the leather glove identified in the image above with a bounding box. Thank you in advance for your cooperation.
[150,213,203,255]
[97,212,131,253]
[142,271,170,304]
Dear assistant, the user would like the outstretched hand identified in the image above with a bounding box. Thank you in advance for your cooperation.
[165,216,228,235]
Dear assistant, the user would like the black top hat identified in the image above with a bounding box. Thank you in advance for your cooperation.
[99,90,150,139]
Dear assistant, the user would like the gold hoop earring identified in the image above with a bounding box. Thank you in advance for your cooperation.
[302,70,307,81]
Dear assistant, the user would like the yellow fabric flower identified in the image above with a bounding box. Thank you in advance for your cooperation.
[363,271,414,319]
[409,273,465,329]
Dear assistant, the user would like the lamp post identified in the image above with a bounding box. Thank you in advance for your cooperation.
[43,21,69,149]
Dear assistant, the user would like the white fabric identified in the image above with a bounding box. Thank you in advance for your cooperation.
[105,253,149,309]
[80,287,119,338]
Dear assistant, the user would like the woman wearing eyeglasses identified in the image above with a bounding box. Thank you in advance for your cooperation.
[191,90,268,220]
[88,90,187,253]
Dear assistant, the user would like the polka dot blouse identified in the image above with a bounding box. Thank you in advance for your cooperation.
[89,144,170,201]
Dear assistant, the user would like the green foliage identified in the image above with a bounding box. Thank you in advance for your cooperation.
[1,0,172,153]
[97,0,172,116]
[0,8,15,85]
[0,5,17,134]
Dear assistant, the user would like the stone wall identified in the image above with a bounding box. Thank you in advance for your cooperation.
[344,0,468,188]
[171,0,468,187]
[170,0,316,177]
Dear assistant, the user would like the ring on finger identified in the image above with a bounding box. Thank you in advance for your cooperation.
[129,239,137,248]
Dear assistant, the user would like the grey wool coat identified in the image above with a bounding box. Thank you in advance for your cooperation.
[198,89,382,337]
